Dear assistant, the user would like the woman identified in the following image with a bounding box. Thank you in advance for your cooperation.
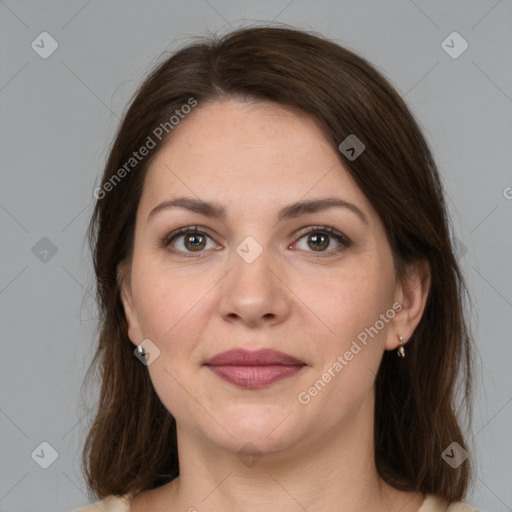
[75,26,477,511]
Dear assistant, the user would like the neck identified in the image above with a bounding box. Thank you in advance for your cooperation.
[156,393,418,512]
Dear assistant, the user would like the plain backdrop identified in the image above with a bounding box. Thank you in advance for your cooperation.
[1,1,511,511]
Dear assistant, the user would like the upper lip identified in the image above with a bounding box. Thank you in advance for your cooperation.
[204,348,305,366]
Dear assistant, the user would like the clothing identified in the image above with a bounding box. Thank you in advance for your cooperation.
[72,493,479,511]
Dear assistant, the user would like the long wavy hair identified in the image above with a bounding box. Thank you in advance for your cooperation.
[81,25,475,502]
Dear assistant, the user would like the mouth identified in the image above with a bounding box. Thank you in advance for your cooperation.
[204,348,306,389]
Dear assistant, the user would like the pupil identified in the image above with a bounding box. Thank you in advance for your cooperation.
[310,233,328,251]
[186,233,205,251]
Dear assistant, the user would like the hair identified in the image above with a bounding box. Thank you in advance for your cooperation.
[82,24,474,503]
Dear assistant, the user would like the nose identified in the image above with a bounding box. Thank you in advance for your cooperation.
[219,242,291,328]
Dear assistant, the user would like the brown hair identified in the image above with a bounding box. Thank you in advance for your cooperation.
[82,25,474,502]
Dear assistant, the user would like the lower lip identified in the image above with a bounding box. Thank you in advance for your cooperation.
[206,364,304,389]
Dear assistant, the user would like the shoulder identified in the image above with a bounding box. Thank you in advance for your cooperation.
[420,494,479,512]
[72,494,132,512]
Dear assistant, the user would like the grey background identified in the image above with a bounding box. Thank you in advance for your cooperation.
[1,1,511,511]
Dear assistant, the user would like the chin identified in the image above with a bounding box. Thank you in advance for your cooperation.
[216,409,301,451]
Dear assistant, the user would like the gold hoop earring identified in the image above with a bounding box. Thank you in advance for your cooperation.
[397,334,405,358]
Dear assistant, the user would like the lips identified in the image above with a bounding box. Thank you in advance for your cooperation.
[204,348,306,389]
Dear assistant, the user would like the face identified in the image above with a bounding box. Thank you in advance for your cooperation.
[119,99,407,456]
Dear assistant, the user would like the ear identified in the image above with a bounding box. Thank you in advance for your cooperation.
[117,261,143,347]
[386,259,431,351]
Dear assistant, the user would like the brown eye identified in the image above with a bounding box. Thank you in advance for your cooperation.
[307,232,329,251]
[162,226,218,256]
[183,232,207,251]
[293,226,351,256]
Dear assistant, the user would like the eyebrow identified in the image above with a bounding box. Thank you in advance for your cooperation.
[147,196,368,225]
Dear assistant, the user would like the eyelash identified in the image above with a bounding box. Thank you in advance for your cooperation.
[158,225,352,258]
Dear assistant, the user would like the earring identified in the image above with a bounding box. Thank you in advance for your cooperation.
[397,334,405,358]
[136,344,146,358]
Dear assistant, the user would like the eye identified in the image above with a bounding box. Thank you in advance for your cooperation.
[160,226,219,256]
[292,226,351,256]
[160,225,351,258]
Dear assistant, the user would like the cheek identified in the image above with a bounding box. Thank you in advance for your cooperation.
[295,259,393,341]
[294,268,391,421]
[132,274,215,421]
[131,265,218,355]
[292,255,395,409]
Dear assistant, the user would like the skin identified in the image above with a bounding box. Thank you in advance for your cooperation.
[119,99,430,512]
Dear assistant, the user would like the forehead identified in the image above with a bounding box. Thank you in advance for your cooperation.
[138,99,373,219]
